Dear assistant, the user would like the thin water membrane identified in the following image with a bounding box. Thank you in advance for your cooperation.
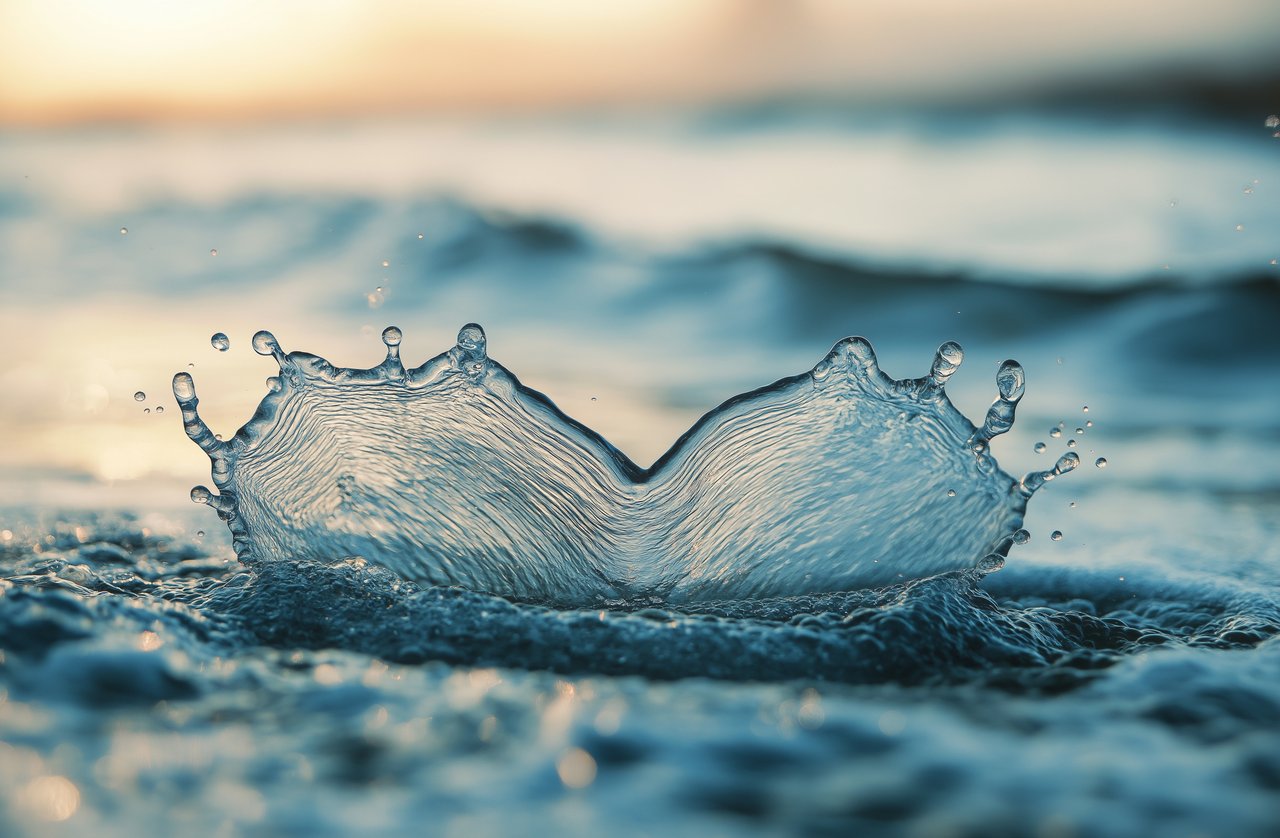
[175,326,1066,605]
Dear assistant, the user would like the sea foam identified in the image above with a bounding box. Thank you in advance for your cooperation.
[175,325,1076,604]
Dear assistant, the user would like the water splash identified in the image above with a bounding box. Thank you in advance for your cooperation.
[174,326,1061,604]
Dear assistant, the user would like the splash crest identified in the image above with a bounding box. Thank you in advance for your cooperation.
[174,325,1075,604]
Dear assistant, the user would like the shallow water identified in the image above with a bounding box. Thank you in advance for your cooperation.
[1,111,1279,836]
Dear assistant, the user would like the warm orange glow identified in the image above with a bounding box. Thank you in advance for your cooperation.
[2,0,1277,124]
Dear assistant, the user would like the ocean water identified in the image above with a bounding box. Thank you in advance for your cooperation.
[1,110,1279,836]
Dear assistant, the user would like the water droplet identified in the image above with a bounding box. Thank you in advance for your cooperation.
[946,489,956,497]
[1075,427,1084,435]
[1095,457,1108,469]
[133,391,146,402]
[1069,501,1077,508]
[1168,199,1178,207]
[266,376,282,393]
[1266,115,1280,129]
[367,287,386,309]
[1082,406,1089,413]
[381,259,390,268]
[590,396,598,402]
[1049,428,1062,438]
[196,530,205,538]
[210,333,230,352]
[1056,357,1064,365]
[1012,529,1030,545]
[416,233,424,240]
[1085,420,1093,428]
[190,486,212,505]
[1067,439,1077,449]
[1235,224,1245,232]
[155,405,164,415]
[1243,186,1254,195]
[172,373,195,400]
[1051,531,1063,542]
[252,331,279,356]
[210,248,218,257]
[143,407,150,414]
[119,227,128,235]
[1034,442,1047,454]
[381,326,403,347]
[1271,259,1278,266]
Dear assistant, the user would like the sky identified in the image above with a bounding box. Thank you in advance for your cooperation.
[2,0,1279,124]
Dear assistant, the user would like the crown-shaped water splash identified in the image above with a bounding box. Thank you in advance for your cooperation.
[174,325,1074,604]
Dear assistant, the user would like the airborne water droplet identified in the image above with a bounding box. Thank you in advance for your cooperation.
[133,391,146,402]
[1051,530,1063,542]
[1049,428,1062,438]
[1075,427,1084,435]
[1085,420,1093,428]
[119,227,128,235]
[1034,442,1047,454]
[196,530,205,538]
[1235,224,1245,232]
[381,259,390,268]
[946,489,956,497]
[143,407,150,414]
[417,233,424,240]
[155,406,164,415]
[1095,458,1108,468]
[1012,529,1030,545]
[210,248,218,257]
[382,326,403,347]
[1266,115,1280,129]
[211,333,230,352]
[1082,406,1089,413]
[1067,439,1077,448]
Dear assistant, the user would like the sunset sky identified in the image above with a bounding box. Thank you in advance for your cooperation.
[3,0,1278,124]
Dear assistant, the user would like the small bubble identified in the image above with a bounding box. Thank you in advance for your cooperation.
[1095,457,1108,469]
[1266,115,1280,129]
[1034,442,1047,454]
[1235,224,1245,232]
[381,259,390,268]
[210,332,230,351]
[1012,529,1030,545]
[1051,530,1063,542]
[155,405,164,415]
[133,391,146,402]
[1067,439,1077,449]
[210,248,218,256]
[947,489,956,497]
[1049,428,1062,438]
[119,226,128,235]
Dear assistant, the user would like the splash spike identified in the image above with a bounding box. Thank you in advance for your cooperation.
[172,372,224,455]
[927,341,965,389]
[251,329,290,369]
[970,360,1026,450]
[450,323,489,381]
[1018,450,1081,497]
[456,323,487,358]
